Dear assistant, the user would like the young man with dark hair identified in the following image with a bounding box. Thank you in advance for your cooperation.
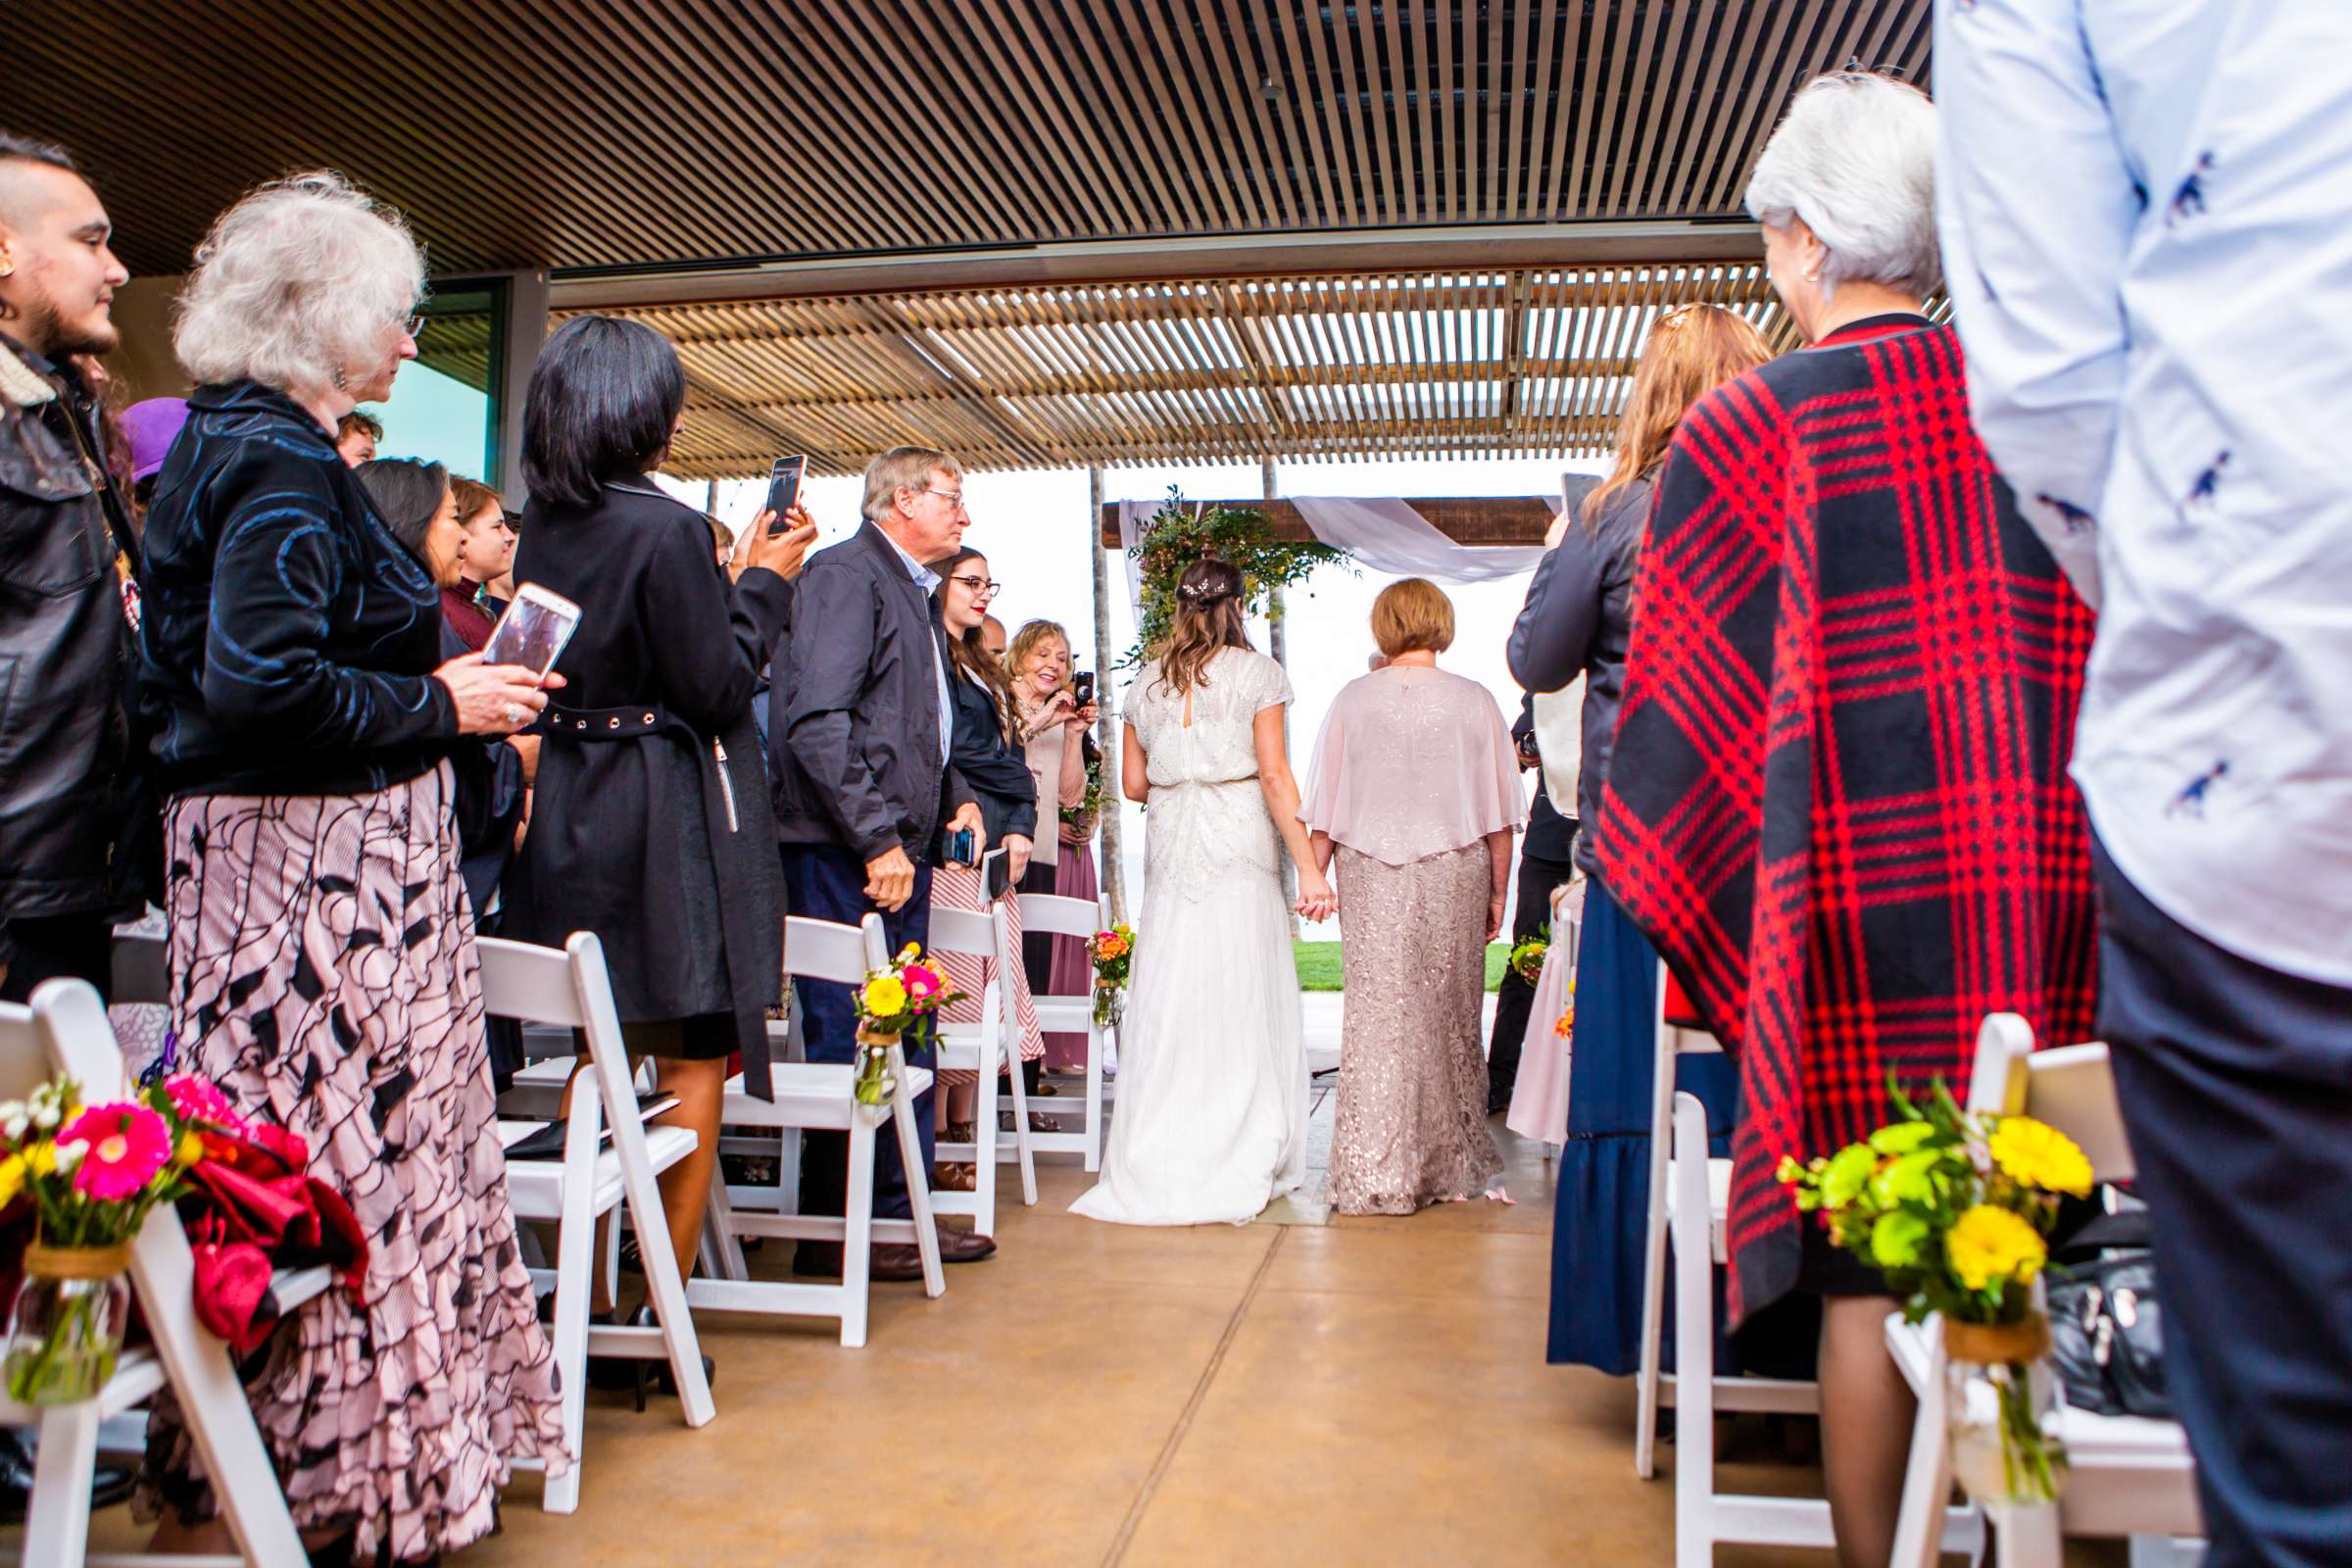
[0,131,146,1006]
[333,407,381,466]
[0,127,142,1519]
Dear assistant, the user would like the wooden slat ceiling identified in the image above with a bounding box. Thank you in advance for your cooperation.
[608,262,1841,478]
[13,2,1929,279]
[10,1,1937,475]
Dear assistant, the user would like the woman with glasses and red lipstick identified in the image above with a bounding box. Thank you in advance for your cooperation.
[926,547,1046,1188]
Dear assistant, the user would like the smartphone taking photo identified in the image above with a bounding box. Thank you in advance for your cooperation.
[481,583,582,685]
[1071,670,1095,708]
[764,455,808,535]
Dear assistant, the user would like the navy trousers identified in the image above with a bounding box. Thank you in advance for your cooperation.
[2094,840,2352,1568]
[782,845,936,1225]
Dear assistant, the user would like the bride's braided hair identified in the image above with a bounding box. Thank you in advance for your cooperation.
[1154,558,1251,699]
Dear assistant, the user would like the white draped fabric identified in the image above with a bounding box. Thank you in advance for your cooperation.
[1113,495,1550,613]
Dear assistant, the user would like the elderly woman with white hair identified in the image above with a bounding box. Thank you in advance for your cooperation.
[1586,74,2099,1566]
[135,173,567,1561]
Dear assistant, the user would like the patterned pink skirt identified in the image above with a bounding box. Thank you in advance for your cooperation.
[933,866,1043,1086]
[140,763,567,1561]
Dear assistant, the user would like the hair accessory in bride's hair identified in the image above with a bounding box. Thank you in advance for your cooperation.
[1177,580,1231,605]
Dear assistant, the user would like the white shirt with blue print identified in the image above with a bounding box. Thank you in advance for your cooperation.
[1937,0,2352,986]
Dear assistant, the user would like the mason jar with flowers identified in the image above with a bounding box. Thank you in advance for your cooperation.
[852,945,962,1119]
[1085,924,1135,1028]
[1778,1080,2095,1508]
[0,1074,240,1404]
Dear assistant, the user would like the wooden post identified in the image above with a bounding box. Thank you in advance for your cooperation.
[1262,458,1298,937]
[1090,466,1127,926]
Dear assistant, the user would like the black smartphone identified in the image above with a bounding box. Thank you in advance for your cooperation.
[940,825,976,867]
[1071,670,1095,707]
[764,455,808,535]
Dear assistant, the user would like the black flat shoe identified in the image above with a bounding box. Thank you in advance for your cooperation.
[0,1430,132,1524]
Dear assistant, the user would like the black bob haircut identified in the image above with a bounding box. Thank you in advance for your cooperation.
[521,314,685,509]
[354,457,450,559]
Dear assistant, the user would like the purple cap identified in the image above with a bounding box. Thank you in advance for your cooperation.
[122,397,190,484]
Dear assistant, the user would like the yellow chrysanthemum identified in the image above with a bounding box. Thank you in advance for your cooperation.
[1945,1203,2047,1292]
[861,976,908,1018]
[24,1141,55,1177]
[1988,1116,2093,1199]
[0,1153,23,1208]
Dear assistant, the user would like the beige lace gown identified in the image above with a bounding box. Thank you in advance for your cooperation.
[1300,666,1526,1215]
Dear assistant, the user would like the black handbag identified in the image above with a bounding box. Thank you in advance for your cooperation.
[2046,1208,2173,1420]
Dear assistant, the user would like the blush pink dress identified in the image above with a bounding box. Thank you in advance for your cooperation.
[1299,666,1527,1214]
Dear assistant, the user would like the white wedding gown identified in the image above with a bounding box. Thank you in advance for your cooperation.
[1071,648,1308,1226]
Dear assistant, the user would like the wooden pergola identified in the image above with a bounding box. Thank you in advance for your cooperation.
[12,0,1934,483]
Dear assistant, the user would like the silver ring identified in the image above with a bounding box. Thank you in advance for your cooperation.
[505,704,525,726]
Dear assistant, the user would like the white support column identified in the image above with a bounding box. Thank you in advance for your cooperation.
[1262,458,1298,936]
[1090,466,1126,926]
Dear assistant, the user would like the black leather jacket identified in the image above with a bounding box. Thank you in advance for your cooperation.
[0,338,144,923]
[1506,475,1650,878]
[768,522,974,861]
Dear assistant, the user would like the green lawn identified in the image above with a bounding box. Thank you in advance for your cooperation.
[1294,942,1509,994]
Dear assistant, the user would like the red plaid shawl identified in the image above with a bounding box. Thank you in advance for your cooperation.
[1593,317,2099,1326]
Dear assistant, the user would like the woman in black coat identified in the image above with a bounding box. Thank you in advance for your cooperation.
[498,315,814,1317]
[925,548,1048,1184]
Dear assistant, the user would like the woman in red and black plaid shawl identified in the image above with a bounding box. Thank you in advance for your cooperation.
[1592,73,2099,1564]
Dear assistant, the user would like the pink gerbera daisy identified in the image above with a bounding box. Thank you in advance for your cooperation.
[59,1102,174,1201]
[164,1075,245,1133]
[903,965,944,1004]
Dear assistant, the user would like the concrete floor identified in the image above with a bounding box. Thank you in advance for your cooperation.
[60,1081,2133,1565]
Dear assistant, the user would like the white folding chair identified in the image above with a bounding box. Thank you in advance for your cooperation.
[1020,891,1112,1171]
[1,978,313,1568]
[927,902,1038,1237]
[693,913,944,1348]
[478,932,714,1515]
[1635,961,1816,1480]
[1888,1016,2202,1568]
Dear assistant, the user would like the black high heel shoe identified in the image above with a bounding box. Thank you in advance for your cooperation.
[624,1302,715,1408]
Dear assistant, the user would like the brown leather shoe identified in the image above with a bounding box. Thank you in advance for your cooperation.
[934,1222,998,1264]
[867,1243,928,1283]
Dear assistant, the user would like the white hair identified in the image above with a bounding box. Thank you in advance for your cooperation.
[860,445,964,524]
[1743,73,1939,299]
[173,171,423,397]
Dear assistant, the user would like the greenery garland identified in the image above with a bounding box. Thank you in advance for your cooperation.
[1125,487,1351,666]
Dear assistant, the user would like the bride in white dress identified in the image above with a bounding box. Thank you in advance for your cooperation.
[1072,560,1338,1226]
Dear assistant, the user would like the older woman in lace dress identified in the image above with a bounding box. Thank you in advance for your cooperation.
[1301,579,1525,1216]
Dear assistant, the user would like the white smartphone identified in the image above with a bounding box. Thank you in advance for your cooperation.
[481,582,582,684]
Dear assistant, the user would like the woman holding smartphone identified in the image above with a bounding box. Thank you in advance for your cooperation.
[927,548,1046,1188]
[499,315,813,1355]
[1006,619,1102,1080]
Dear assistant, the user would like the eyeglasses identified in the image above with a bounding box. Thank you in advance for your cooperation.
[915,484,968,514]
[949,573,1000,597]
[399,312,424,338]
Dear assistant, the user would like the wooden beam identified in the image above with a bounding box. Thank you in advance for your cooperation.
[551,220,1763,311]
[1098,495,1557,549]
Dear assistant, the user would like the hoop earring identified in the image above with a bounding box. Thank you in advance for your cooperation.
[330,365,348,391]
[0,259,13,278]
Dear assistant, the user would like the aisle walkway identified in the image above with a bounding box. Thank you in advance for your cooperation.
[58,1107,2133,1564]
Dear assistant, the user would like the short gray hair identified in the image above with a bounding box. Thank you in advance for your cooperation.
[860,445,963,524]
[1743,72,1939,299]
[173,171,423,398]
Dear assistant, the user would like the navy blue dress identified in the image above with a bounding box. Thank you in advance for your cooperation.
[1544,882,1737,1373]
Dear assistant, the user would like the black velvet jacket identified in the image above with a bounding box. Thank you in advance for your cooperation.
[139,380,458,798]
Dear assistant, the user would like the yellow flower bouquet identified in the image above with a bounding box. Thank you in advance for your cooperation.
[851,944,965,1111]
[1778,1079,2093,1505]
